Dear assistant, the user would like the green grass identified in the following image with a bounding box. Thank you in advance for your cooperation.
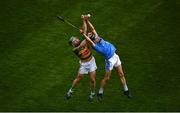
[0,0,179,111]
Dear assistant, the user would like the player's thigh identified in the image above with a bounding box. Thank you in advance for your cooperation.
[88,71,96,81]
[115,65,124,77]
[103,70,111,80]
[76,73,84,80]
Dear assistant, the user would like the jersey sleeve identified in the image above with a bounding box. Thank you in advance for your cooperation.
[93,44,99,51]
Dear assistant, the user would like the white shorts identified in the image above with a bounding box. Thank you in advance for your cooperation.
[105,53,121,71]
[79,56,97,74]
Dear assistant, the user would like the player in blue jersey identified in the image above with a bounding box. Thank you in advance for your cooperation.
[80,16,132,100]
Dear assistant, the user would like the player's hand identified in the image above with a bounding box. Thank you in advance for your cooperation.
[79,29,84,35]
[84,15,88,20]
[81,15,88,20]
[81,15,84,19]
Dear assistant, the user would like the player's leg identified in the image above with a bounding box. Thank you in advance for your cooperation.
[67,73,83,99]
[115,65,128,90]
[87,56,97,102]
[114,54,132,98]
[89,71,96,95]
[99,70,111,93]
[97,70,111,101]
[88,70,96,102]
[72,61,88,89]
[97,59,113,101]
[71,73,84,90]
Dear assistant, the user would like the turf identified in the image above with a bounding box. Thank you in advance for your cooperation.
[0,0,179,111]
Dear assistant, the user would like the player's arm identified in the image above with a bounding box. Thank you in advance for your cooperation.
[80,29,95,47]
[81,15,87,35]
[76,39,87,49]
[86,19,98,36]
[74,15,88,49]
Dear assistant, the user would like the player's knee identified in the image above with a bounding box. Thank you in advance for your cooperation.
[90,77,96,83]
[91,79,96,85]
[74,78,78,82]
[119,72,124,78]
[104,76,110,81]
[76,76,83,81]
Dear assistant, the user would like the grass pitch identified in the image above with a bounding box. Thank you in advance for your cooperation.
[0,0,179,111]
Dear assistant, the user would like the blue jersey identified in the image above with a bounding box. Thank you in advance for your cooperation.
[92,38,116,59]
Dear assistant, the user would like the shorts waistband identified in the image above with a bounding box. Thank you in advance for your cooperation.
[106,53,116,60]
[81,56,93,62]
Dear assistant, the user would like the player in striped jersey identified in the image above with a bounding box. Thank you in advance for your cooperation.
[66,15,97,102]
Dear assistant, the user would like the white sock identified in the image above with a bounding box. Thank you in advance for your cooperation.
[68,88,73,93]
[91,91,95,96]
[99,87,104,94]
[123,84,128,91]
